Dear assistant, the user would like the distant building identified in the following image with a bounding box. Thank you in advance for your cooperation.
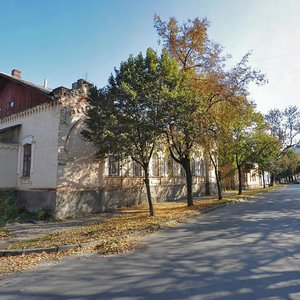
[221,163,270,190]
[0,70,217,218]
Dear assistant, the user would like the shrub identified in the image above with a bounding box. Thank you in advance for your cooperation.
[0,190,19,223]
[36,208,54,221]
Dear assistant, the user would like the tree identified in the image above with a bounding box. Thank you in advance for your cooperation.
[250,130,281,188]
[276,149,300,182]
[219,102,267,195]
[154,15,226,73]
[201,101,237,200]
[155,15,265,204]
[265,105,300,152]
[265,105,300,185]
[154,15,228,206]
[83,48,180,216]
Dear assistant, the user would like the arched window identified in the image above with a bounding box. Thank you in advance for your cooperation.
[152,154,159,177]
[23,144,32,177]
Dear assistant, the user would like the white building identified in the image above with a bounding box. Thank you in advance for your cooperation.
[0,70,216,218]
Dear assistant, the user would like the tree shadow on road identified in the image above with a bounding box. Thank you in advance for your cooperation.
[1,186,300,300]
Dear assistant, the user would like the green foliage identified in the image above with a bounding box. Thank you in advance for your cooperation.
[0,190,19,224]
[0,191,55,227]
[83,48,183,216]
[36,208,54,221]
[275,149,300,180]
[83,48,179,162]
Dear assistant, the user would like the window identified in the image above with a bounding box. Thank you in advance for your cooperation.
[200,159,205,177]
[167,156,173,176]
[192,158,196,176]
[108,156,120,176]
[173,162,181,176]
[8,99,15,108]
[23,144,31,177]
[132,160,142,176]
[152,154,159,176]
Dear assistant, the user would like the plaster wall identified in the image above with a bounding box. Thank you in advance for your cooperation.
[0,143,18,188]
[0,105,61,189]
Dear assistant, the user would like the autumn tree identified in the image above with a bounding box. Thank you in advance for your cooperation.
[154,16,230,205]
[218,102,269,195]
[155,15,265,204]
[83,48,180,216]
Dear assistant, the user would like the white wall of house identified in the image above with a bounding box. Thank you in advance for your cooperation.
[56,104,102,191]
[0,143,18,188]
[0,104,61,189]
[246,168,261,188]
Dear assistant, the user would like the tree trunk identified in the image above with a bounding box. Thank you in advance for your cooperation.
[236,155,243,195]
[143,168,154,217]
[209,153,222,200]
[204,152,211,196]
[262,169,266,188]
[182,158,193,206]
[269,173,275,186]
[237,165,243,195]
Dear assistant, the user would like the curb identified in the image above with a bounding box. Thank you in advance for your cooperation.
[0,201,233,257]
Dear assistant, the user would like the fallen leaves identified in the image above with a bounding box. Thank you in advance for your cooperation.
[3,199,220,251]
[95,235,144,255]
[0,229,11,239]
[0,249,72,280]
[0,186,281,279]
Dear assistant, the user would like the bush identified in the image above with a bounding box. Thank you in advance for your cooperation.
[0,190,55,226]
[36,208,54,221]
[0,190,19,223]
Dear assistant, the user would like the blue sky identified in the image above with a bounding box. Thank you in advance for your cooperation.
[1,0,299,113]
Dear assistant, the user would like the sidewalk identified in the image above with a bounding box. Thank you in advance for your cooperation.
[0,212,117,249]
[0,190,259,254]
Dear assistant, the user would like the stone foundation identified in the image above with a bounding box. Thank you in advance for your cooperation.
[55,189,102,218]
[10,182,217,219]
[17,189,56,213]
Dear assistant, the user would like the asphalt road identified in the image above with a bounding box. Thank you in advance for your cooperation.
[1,185,300,300]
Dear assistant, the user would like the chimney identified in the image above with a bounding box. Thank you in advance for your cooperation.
[11,69,21,78]
[43,78,48,88]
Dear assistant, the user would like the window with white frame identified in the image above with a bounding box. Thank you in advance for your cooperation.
[18,136,34,177]
[22,144,31,177]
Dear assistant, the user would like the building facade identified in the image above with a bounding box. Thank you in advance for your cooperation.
[0,70,217,218]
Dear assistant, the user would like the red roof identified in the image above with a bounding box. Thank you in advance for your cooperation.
[0,73,54,118]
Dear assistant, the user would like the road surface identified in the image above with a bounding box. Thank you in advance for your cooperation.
[1,185,300,299]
